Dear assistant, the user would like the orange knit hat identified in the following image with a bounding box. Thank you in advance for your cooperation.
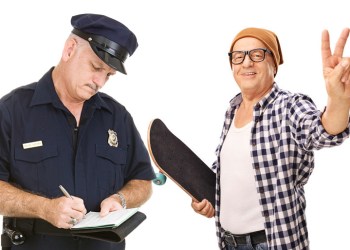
[229,27,283,74]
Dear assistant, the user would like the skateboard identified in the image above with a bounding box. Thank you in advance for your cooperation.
[147,118,216,206]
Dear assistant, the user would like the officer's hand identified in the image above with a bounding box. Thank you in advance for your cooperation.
[99,194,124,217]
[191,199,214,218]
[44,196,87,229]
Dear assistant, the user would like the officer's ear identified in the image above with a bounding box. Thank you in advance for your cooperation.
[62,37,79,61]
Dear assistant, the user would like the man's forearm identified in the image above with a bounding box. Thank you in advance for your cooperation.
[117,179,153,208]
[322,98,350,135]
[0,180,48,218]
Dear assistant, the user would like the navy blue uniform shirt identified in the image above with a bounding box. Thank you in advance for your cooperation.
[0,68,155,249]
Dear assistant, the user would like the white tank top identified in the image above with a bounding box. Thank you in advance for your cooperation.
[219,120,265,234]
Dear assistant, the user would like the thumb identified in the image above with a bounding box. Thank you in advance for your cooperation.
[99,205,110,217]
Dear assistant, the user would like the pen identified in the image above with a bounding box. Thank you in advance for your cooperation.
[59,185,73,199]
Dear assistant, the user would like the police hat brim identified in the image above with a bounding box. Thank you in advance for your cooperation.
[72,28,129,74]
[90,45,127,74]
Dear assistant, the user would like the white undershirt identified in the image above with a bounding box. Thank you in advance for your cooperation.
[219,120,265,234]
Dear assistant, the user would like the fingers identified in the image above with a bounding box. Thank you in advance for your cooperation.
[69,218,78,226]
[321,29,331,66]
[67,196,87,223]
[340,59,350,83]
[191,199,215,218]
[99,195,124,217]
[321,28,350,69]
[100,205,118,217]
[51,196,87,228]
[333,28,350,58]
[70,196,87,214]
[327,59,350,95]
[60,214,81,229]
[329,58,350,84]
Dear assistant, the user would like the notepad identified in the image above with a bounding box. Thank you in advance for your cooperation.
[71,208,139,230]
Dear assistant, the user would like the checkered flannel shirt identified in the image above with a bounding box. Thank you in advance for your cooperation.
[212,83,350,250]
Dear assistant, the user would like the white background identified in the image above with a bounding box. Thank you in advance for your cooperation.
[0,0,349,249]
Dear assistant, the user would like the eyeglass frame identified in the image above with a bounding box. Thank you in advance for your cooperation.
[228,48,272,65]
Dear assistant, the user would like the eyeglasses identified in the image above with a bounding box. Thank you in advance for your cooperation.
[228,48,272,65]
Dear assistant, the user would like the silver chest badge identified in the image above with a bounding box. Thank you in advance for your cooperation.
[108,129,118,147]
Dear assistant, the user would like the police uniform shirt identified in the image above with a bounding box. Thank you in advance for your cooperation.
[0,68,155,249]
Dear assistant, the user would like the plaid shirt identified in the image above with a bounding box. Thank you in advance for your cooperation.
[212,83,350,250]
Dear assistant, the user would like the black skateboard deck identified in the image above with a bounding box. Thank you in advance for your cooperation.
[147,118,216,206]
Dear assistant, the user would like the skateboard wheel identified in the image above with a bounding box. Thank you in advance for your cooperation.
[153,173,167,185]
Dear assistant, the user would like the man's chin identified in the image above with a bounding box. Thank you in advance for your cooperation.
[83,90,98,100]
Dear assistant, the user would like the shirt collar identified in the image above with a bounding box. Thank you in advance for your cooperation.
[30,67,112,113]
[255,82,279,111]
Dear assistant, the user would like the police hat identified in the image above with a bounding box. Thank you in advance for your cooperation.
[71,13,138,74]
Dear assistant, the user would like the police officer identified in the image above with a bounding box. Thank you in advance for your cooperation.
[0,13,155,250]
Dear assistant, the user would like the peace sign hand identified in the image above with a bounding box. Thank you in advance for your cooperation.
[320,28,350,135]
[322,28,350,98]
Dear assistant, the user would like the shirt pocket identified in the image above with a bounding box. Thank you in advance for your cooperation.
[95,145,127,195]
[14,145,58,193]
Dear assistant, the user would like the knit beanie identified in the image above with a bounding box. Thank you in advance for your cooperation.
[229,27,283,74]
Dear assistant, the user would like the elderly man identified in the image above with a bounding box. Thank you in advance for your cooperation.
[191,27,350,250]
[0,13,155,250]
